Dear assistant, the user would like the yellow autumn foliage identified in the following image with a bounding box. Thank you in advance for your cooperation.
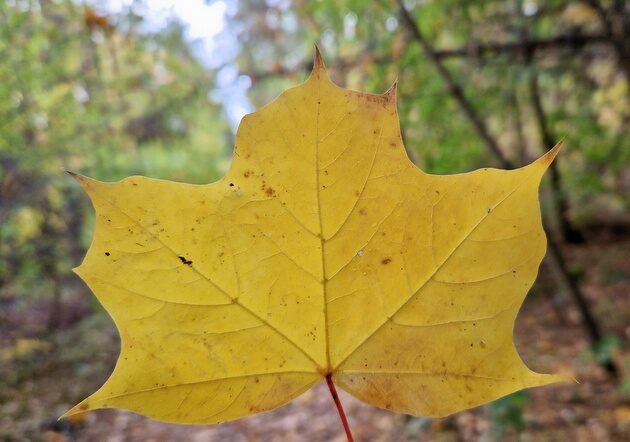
[64,50,569,424]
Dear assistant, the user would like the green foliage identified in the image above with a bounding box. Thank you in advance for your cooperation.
[0,2,230,303]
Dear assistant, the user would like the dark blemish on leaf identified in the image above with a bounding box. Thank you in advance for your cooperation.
[359,208,367,216]
[229,182,234,187]
[389,141,396,147]
[105,252,110,256]
[265,187,276,197]
[178,256,192,265]
[381,258,392,265]
[132,183,138,186]
[243,170,252,178]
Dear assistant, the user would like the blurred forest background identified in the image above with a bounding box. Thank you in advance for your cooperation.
[1,0,629,440]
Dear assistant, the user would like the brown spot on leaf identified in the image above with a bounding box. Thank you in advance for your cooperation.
[178,256,192,265]
[381,258,392,265]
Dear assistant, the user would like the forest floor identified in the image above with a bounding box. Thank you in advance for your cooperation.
[1,228,630,442]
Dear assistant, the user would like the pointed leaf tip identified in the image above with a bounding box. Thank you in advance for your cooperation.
[383,79,398,102]
[59,401,89,421]
[66,170,89,184]
[313,44,326,72]
[538,140,563,168]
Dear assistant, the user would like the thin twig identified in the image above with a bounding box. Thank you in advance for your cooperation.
[528,60,584,243]
[397,0,512,168]
[243,33,607,83]
[544,223,618,376]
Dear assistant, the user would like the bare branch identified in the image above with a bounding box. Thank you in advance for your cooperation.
[397,0,513,168]
[243,33,607,83]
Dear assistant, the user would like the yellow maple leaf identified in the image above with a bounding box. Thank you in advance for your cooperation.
[64,50,570,427]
